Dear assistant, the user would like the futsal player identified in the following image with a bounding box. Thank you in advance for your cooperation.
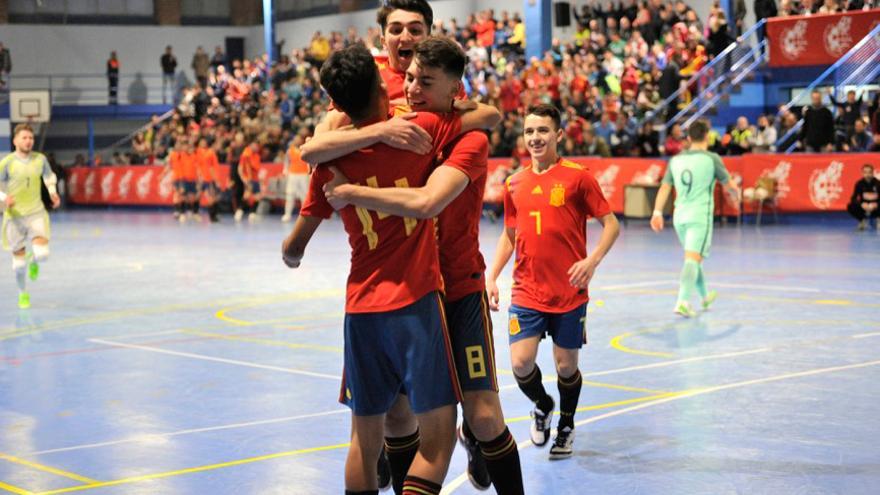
[486,104,620,459]
[312,37,523,494]
[195,137,221,222]
[282,44,500,495]
[238,139,262,222]
[650,119,739,317]
[0,124,61,309]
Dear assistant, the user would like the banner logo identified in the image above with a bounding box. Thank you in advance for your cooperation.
[84,170,97,200]
[631,164,663,184]
[780,20,809,60]
[762,161,792,199]
[824,16,853,57]
[809,161,844,209]
[137,170,153,199]
[118,170,133,198]
[596,164,620,200]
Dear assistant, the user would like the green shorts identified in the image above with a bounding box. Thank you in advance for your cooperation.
[674,221,712,258]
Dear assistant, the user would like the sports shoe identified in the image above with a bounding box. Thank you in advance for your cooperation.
[178,214,186,224]
[281,214,292,223]
[248,212,258,222]
[18,292,30,309]
[549,426,575,459]
[457,425,491,490]
[857,220,867,231]
[376,448,391,492]
[674,301,697,318]
[234,209,244,222]
[530,398,555,447]
[702,290,718,311]
[27,257,39,282]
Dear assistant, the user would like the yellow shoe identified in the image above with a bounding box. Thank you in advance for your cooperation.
[18,292,31,309]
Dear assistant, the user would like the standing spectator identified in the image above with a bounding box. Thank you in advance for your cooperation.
[191,46,210,88]
[0,42,10,89]
[848,164,880,230]
[801,90,834,152]
[830,89,863,139]
[754,0,778,41]
[107,51,120,105]
[210,46,226,72]
[160,46,177,104]
[734,0,747,35]
[279,91,296,131]
[306,31,330,68]
[637,121,661,156]
[659,55,682,122]
[752,115,777,152]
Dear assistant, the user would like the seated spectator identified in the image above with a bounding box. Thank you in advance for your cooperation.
[637,121,661,157]
[665,123,686,156]
[845,119,873,152]
[848,164,880,230]
[583,126,611,157]
[752,115,777,153]
[728,116,753,155]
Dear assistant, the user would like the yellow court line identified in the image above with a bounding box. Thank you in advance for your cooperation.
[33,443,351,495]
[609,332,676,359]
[178,329,342,353]
[0,289,344,341]
[0,480,33,495]
[0,454,98,484]
[215,303,343,327]
[613,288,880,308]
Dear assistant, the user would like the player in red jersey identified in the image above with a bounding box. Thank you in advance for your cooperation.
[194,138,220,222]
[282,44,499,495]
[310,37,523,494]
[487,104,620,460]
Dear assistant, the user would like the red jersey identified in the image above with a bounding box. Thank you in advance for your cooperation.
[302,112,463,314]
[374,55,407,102]
[503,158,611,313]
[171,150,198,181]
[239,147,261,180]
[195,147,220,182]
[436,131,489,302]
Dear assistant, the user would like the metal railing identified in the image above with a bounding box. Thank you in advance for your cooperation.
[7,72,186,106]
[644,19,767,131]
[774,22,880,152]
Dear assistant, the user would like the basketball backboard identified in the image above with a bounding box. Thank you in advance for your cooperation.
[10,90,51,123]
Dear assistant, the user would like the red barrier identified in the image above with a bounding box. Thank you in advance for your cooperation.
[767,9,880,67]
[68,154,878,213]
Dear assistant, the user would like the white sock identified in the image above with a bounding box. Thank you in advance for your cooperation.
[13,256,26,293]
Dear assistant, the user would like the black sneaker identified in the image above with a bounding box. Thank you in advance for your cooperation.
[530,397,555,447]
[549,426,575,460]
[457,425,491,490]
[377,448,391,492]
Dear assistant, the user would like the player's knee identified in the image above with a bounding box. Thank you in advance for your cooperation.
[12,255,27,272]
[464,403,504,440]
[510,358,535,377]
[32,243,49,262]
[556,362,579,379]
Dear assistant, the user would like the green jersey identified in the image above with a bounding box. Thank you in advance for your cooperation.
[662,150,730,225]
[0,152,54,218]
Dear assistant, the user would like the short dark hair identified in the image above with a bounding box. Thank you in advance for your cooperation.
[377,0,433,33]
[687,119,710,141]
[413,37,466,79]
[526,104,562,130]
[13,123,34,138]
[864,163,875,171]
[320,44,381,122]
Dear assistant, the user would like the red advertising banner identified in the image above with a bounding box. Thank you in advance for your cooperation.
[67,154,878,213]
[767,9,880,67]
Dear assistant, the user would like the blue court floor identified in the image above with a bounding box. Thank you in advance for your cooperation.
[1,210,878,495]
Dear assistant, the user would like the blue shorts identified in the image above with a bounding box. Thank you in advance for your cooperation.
[179,181,197,194]
[508,303,588,350]
[340,291,462,416]
[444,291,498,393]
[248,181,261,194]
[200,182,217,194]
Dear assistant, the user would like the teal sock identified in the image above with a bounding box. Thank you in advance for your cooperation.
[695,264,708,299]
[678,259,699,303]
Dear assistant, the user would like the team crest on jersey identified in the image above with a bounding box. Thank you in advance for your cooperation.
[509,316,521,336]
[549,184,565,207]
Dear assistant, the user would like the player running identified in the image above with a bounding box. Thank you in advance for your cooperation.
[0,124,61,309]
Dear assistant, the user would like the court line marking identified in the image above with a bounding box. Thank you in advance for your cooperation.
[24,409,350,457]
[32,443,352,495]
[0,480,32,495]
[853,331,880,339]
[443,358,880,493]
[609,332,676,359]
[494,369,669,394]
[0,289,344,341]
[178,329,343,353]
[0,453,98,484]
[503,392,683,423]
[88,339,341,380]
[26,392,677,494]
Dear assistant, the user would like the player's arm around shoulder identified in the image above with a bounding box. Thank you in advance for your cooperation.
[455,100,502,133]
[301,113,433,166]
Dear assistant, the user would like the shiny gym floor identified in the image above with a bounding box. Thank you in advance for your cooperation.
[1,210,878,494]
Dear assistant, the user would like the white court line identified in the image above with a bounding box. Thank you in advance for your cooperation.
[852,332,880,339]
[711,282,880,297]
[98,329,181,341]
[497,348,772,391]
[24,408,349,456]
[443,358,880,494]
[89,338,341,380]
[596,280,673,291]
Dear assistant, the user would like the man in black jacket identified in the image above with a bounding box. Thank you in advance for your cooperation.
[801,90,834,152]
[848,164,880,230]
[160,45,177,104]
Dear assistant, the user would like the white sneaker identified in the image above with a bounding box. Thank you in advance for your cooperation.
[178,214,186,224]
[530,398,555,447]
[234,209,244,222]
[281,214,292,223]
[248,212,258,222]
[549,426,575,459]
